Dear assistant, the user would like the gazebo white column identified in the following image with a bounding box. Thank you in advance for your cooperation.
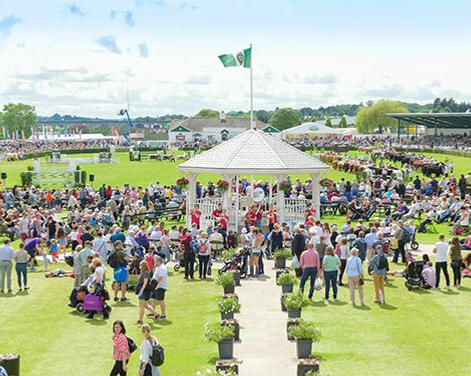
[275,174,286,224]
[311,173,321,220]
[186,172,197,228]
[222,174,233,230]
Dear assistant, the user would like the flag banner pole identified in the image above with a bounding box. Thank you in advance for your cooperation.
[250,43,254,129]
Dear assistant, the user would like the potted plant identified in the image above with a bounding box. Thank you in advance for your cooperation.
[298,358,321,375]
[196,368,237,376]
[277,272,298,293]
[274,248,292,269]
[205,321,235,360]
[279,180,292,195]
[283,292,309,318]
[221,319,240,341]
[217,272,236,294]
[281,294,287,312]
[217,296,240,320]
[287,318,304,341]
[216,359,242,375]
[288,321,321,359]
[176,177,189,189]
[216,180,230,193]
[276,268,289,280]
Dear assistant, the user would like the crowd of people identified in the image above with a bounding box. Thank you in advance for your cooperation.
[0,139,117,161]
[286,134,471,152]
[1,141,471,374]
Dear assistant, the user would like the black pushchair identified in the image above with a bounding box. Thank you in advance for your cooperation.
[219,249,248,278]
[404,261,428,290]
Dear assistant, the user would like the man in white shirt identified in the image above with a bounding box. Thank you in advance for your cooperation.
[152,254,168,320]
[433,234,450,289]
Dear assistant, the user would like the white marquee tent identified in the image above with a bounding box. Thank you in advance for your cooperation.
[178,128,330,230]
[282,121,357,138]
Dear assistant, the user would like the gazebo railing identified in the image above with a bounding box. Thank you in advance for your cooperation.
[195,197,224,231]
[284,198,307,224]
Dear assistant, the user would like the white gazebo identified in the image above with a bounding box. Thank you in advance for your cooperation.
[177,128,330,230]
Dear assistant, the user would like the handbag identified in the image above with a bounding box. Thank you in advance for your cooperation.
[127,336,137,353]
[291,255,300,269]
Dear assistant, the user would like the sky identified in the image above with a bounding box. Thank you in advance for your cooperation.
[0,0,470,117]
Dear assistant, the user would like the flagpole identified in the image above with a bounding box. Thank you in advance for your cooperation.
[250,43,254,129]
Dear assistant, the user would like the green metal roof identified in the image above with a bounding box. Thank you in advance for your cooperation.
[387,113,471,129]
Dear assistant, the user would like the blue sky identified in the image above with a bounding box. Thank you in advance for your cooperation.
[0,0,470,117]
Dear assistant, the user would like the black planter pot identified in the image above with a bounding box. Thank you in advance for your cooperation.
[233,271,241,286]
[281,283,293,293]
[296,340,312,358]
[0,354,20,376]
[218,340,234,359]
[281,294,287,312]
[288,309,301,318]
[275,257,286,269]
[221,312,234,320]
[297,363,319,376]
[223,285,235,294]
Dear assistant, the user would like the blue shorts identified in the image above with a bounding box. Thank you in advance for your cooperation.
[114,266,128,283]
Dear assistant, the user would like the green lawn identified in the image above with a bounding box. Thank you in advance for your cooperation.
[302,264,471,376]
[0,151,360,188]
[0,258,221,376]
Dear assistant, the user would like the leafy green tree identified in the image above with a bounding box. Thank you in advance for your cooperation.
[195,109,219,118]
[325,117,333,127]
[268,108,302,131]
[255,110,271,124]
[355,100,407,134]
[0,103,37,138]
[338,116,348,128]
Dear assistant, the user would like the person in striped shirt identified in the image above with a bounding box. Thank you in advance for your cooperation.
[111,320,131,376]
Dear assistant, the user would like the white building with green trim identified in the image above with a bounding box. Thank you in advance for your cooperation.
[168,116,280,144]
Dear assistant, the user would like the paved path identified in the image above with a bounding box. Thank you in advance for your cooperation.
[234,260,296,376]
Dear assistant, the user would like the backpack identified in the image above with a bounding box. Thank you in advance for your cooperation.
[377,254,388,270]
[191,239,200,254]
[150,339,165,366]
[403,230,411,243]
[107,250,119,268]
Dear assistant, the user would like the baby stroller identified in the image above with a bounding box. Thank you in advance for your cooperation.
[407,228,419,251]
[404,261,428,290]
[69,281,112,315]
[219,249,248,278]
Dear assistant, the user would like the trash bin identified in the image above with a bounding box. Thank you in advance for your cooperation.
[0,354,20,376]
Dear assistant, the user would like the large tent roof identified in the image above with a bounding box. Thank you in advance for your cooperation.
[178,128,329,175]
[387,113,471,128]
[281,120,355,136]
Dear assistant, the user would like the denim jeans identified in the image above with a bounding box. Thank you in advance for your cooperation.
[16,262,28,288]
[300,267,317,299]
[324,270,338,299]
[198,255,210,278]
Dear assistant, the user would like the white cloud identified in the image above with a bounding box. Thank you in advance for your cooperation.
[96,35,121,54]
[185,74,211,85]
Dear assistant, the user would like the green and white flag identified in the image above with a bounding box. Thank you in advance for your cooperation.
[218,47,251,68]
